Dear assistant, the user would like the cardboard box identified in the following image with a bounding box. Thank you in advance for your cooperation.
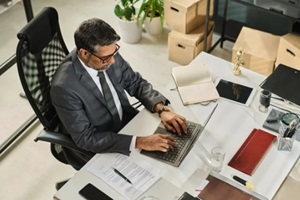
[164,0,213,34]
[168,22,214,65]
[276,33,300,70]
[232,27,280,76]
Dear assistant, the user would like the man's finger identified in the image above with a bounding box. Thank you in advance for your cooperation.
[171,119,182,135]
[160,134,175,141]
[163,123,176,133]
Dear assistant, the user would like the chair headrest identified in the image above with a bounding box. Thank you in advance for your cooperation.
[17,7,59,54]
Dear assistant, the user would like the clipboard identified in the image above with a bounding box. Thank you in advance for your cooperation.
[260,64,300,106]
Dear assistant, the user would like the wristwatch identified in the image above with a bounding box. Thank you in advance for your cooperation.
[158,105,171,117]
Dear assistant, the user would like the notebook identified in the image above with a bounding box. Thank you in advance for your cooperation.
[171,63,219,105]
[228,129,276,175]
[140,104,218,167]
[198,174,261,200]
[260,64,300,106]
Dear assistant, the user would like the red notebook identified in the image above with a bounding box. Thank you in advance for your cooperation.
[228,129,276,175]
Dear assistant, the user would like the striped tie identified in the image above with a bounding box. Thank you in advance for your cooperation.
[98,71,121,129]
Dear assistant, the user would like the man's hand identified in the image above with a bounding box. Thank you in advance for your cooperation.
[160,111,187,136]
[136,134,175,152]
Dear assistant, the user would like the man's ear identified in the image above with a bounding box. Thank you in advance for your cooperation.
[78,48,91,61]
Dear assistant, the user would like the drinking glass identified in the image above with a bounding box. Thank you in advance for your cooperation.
[210,147,225,173]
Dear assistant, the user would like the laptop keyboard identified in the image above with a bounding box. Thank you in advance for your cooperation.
[141,104,217,167]
[148,122,199,164]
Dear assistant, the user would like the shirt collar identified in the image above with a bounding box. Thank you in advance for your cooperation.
[77,56,106,77]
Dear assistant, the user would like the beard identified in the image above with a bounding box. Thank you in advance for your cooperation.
[89,63,112,71]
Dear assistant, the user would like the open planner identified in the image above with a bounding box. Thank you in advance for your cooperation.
[171,63,219,105]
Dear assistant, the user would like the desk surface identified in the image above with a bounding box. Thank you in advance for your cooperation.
[54,52,300,200]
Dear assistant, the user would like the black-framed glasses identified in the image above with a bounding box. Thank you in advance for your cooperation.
[89,44,120,64]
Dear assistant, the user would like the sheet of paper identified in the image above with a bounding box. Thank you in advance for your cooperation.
[87,153,161,200]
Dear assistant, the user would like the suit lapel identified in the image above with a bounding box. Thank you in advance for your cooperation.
[71,51,107,106]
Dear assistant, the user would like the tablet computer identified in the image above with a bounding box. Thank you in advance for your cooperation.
[215,78,256,106]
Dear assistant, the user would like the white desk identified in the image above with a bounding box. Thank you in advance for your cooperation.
[54,52,300,200]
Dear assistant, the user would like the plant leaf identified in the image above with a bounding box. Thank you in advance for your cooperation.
[124,7,133,20]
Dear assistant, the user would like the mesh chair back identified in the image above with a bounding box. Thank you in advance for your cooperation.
[16,7,69,131]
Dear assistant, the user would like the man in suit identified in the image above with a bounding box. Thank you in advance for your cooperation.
[51,18,187,170]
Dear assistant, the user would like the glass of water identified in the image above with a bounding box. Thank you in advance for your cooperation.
[210,147,226,173]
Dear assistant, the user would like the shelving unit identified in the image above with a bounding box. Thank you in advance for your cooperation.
[203,0,300,53]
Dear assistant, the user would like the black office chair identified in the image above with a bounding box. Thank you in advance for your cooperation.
[16,7,93,190]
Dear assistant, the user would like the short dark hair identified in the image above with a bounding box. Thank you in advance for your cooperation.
[74,18,120,53]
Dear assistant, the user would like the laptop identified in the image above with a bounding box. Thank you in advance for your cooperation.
[140,104,218,167]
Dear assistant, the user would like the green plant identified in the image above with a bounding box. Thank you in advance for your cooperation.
[137,0,164,25]
[114,0,140,21]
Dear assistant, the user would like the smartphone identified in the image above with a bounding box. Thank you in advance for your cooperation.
[79,183,113,200]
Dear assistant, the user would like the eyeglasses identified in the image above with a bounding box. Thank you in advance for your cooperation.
[89,44,120,64]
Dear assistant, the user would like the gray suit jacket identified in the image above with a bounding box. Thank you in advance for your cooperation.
[50,49,168,169]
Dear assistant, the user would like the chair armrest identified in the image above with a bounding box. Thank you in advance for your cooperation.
[34,129,94,156]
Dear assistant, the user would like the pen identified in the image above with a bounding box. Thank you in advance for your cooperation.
[272,97,300,109]
[266,118,279,123]
[283,119,297,137]
[232,175,255,190]
[287,127,296,138]
[113,168,132,184]
[271,96,285,102]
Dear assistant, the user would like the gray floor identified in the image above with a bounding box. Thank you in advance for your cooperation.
[0,0,299,199]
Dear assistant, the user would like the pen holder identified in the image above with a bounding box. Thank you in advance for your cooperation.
[277,135,294,151]
[277,122,294,151]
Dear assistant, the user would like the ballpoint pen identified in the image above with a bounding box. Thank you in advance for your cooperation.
[272,97,300,108]
[271,96,285,102]
[113,168,132,184]
[232,175,255,190]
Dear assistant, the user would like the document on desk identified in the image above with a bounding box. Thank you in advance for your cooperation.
[87,153,161,200]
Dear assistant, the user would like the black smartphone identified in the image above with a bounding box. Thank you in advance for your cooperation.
[79,183,113,200]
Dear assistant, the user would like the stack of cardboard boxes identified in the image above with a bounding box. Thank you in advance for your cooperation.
[232,26,300,76]
[165,0,214,65]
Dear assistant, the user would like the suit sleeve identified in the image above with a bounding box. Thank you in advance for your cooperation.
[51,84,132,155]
[115,54,169,111]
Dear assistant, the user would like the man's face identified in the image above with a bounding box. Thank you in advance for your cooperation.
[80,43,120,70]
